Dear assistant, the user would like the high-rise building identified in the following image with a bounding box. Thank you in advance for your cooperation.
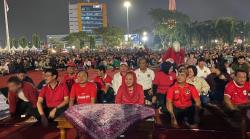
[69,0,107,33]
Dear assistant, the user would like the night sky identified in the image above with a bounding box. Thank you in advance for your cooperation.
[0,0,250,43]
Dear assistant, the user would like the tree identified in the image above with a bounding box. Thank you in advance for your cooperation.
[89,36,96,49]
[10,38,19,48]
[95,26,124,48]
[32,33,41,48]
[149,9,191,48]
[19,37,28,48]
[64,32,89,49]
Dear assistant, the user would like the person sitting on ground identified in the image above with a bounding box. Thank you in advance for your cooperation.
[37,69,69,127]
[167,68,201,129]
[196,58,211,79]
[8,76,39,119]
[186,65,210,105]
[153,62,176,114]
[112,62,129,95]
[135,57,155,105]
[115,71,144,104]
[62,62,77,91]
[16,69,35,86]
[94,65,114,103]
[231,56,249,73]
[224,69,250,122]
[69,71,97,106]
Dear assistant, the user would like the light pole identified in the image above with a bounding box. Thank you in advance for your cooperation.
[124,1,131,36]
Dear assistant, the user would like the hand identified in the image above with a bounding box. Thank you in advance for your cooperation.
[171,118,179,128]
[152,96,157,104]
[148,89,153,96]
[41,115,48,127]
[49,108,57,119]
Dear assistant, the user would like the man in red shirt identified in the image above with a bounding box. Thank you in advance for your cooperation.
[94,66,114,103]
[167,69,201,128]
[7,76,39,118]
[224,70,250,123]
[62,62,77,91]
[37,69,69,127]
[69,71,97,106]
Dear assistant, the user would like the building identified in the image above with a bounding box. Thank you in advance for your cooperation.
[69,0,108,33]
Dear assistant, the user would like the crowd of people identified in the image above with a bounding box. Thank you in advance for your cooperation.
[1,43,250,129]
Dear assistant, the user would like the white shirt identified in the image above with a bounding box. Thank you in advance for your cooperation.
[196,66,211,78]
[17,90,29,102]
[135,68,155,90]
[112,72,123,95]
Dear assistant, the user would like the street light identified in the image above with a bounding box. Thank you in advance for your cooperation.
[124,1,131,36]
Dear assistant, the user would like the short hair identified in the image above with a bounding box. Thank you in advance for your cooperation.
[45,68,58,79]
[97,65,106,73]
[198,57,205,62]
[77,70,88,77]
[235,69,248,76]
[17,69,27,74]
[187,65,198,76]
[8,76,22,85]
[138,57,148,64]
[238,56,245,60]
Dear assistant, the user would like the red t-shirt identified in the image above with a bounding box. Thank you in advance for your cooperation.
[94,74,112,90]
[153,71,176,94]
[70,82,97,104]
[167,83,200,109]
[39,82,69,108]
[224,81,250,105]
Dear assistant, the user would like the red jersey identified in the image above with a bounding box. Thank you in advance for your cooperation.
[70,82,97,104]
[39,82,69,108]
[153,71,176,94]
[167,83,200,109]
[94,74,112,90]
[224,81,250,105]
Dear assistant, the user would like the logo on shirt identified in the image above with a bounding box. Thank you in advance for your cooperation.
[169,76,173,80]
[174,90,180,94]
[243,90,248,96]
[185,89,190,95]
[147,74,151,78]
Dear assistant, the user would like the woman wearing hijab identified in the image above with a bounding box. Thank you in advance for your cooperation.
[115,71,144,104]
[153,62,176,114]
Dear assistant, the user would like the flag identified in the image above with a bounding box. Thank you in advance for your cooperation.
[4,0,9,12]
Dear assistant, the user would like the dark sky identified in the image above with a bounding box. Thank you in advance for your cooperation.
[0,0,250,42]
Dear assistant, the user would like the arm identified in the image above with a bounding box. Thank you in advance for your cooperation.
[37,97,45,116]
[91,84,97,104]
[224,95,236,110]
[200,78,210,95]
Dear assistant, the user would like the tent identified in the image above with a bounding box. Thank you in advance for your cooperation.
[30,45,38,51]
[24,46,30,51]
[17,45,24,51]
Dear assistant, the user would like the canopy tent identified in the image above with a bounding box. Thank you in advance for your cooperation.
[23,46,30,51]
[17,45,24,51]
[30,45,38,51]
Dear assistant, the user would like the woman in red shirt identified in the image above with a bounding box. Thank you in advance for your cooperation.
[69,71,97,106]
[115,71,144,104]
